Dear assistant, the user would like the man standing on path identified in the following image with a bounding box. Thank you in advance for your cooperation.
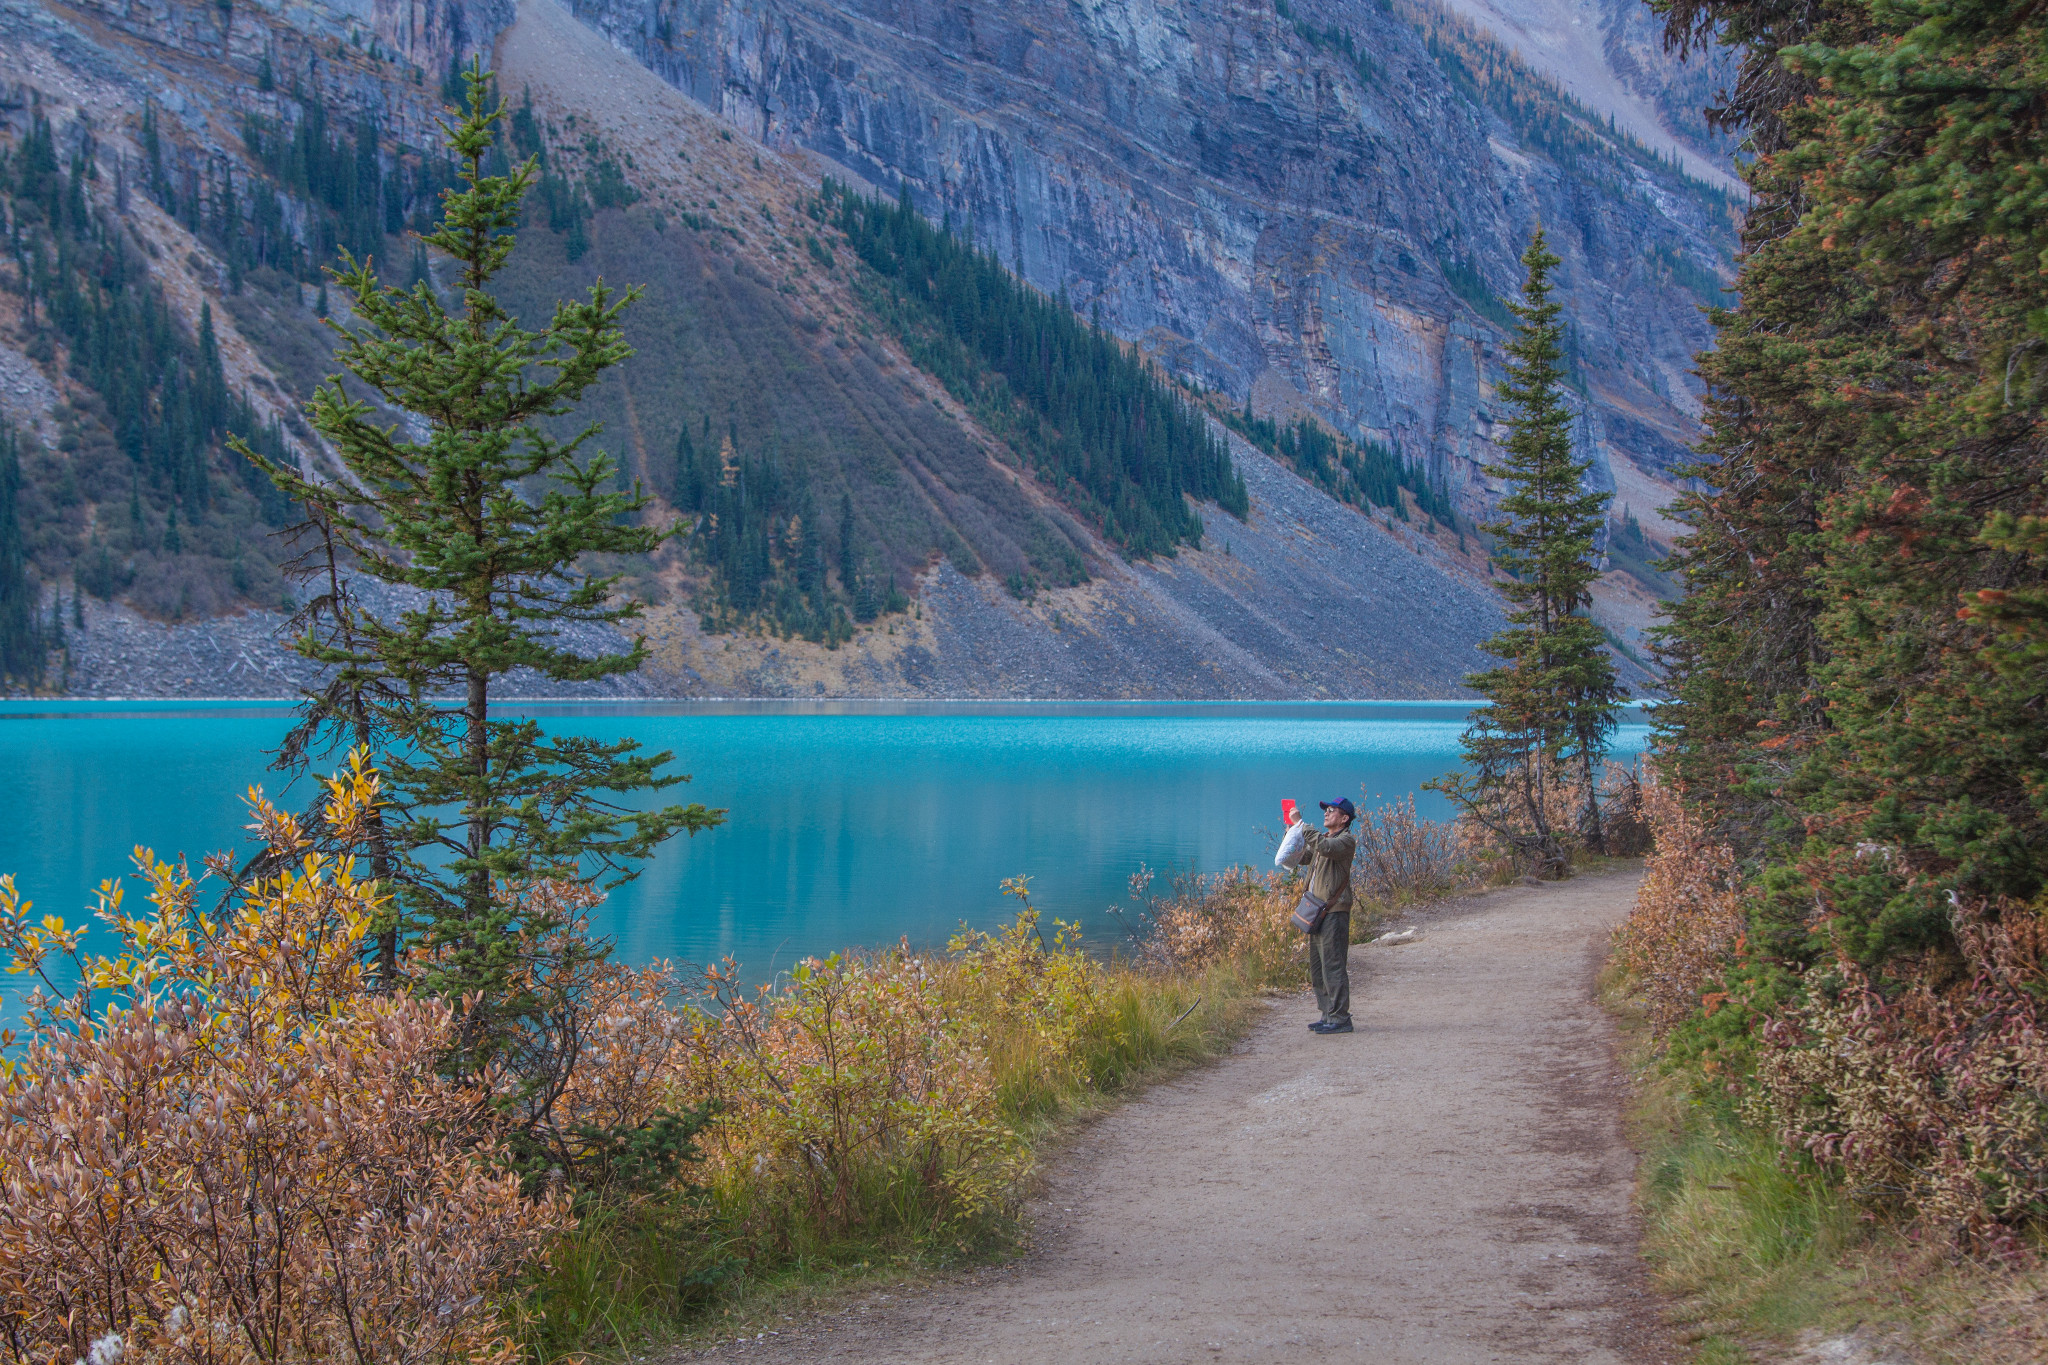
[1299,797,1357,1034]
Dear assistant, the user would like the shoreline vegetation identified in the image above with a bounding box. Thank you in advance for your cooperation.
[0,765,1475,1364]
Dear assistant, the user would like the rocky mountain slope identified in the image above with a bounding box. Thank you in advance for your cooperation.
[33,0,1515,699]
[0,0,1712,698]
[1431,0,1740,181]
[569,0,1733,501]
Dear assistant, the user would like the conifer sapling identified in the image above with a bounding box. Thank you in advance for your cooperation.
[242,61,722,1057]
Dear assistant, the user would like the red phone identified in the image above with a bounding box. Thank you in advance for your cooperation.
[1281,798,1299,827]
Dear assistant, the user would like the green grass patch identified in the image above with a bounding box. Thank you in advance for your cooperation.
[1607,967,1863,1357]
[1633,1089,1860,1346]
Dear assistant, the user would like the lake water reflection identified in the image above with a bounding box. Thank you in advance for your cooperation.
[1,700,1647,991]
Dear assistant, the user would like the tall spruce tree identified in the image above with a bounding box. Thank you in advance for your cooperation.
[244,63,721,1050]
[1431,228,1622,874]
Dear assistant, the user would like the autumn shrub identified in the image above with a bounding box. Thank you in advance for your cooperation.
[1612,774,1746,1037]
[1452,761,1644,880]
[1452,763,1589,881]
[0,755,567,1365]
[681,944,1029,1254]
[478,889,718,1205]
[1120,864,1299,974]
[1353,794,1465,906]
[1617,768,2048,1247]
[658,879,1182,1254]
[0,755,1479,1364]
[1746,893,2048,1248]
[946,879,1125,1116]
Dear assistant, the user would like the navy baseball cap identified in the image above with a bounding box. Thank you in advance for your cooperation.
[1319,797,1357,819]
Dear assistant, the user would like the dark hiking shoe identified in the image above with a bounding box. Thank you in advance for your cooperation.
[1308,1018,1328,1030]
[1312,1020,1354,1034]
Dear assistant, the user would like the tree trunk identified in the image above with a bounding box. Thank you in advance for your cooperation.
[355,710,401,988]
[1580,749,1606,856]
[465,665,491,938]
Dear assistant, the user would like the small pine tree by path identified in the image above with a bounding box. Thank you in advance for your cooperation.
[1430,227,1623,875]
[242,63,723,1054]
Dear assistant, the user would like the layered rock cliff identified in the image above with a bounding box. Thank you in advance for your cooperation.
[564,0,1733,515]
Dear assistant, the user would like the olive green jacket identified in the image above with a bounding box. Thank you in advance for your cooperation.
[1298,825,1356,913]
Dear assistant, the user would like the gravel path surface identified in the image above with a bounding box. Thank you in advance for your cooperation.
[679,868,1677,1364]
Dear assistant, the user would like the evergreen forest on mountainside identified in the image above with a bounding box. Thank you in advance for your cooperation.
[670,420,906,642]
[827,183,1249,564]
[0,59,529,657]
[0,111,299,642]
[0,48,1272,661]
[1219,405,1456,531]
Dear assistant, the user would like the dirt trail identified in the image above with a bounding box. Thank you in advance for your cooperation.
[681,869,1677,1364]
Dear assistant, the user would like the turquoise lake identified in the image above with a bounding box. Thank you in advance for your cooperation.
[0,701,1646,993]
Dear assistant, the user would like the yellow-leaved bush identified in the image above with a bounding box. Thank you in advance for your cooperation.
[0,751,568,1365]
[683,944,1029,1242]
[945,878,1121,1098]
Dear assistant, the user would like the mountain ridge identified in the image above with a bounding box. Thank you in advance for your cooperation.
[0,0,1696,697]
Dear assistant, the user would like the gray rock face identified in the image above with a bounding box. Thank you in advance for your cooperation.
[0,0,515,272]
[57,578,660,700]
[1597,0,1740,161]
[564,0,1729,509]
[2,0,1672,700]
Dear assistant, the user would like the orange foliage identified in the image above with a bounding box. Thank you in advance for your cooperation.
[1353,793,1466,902]
[1126,866,1298,973]
[0,753,567,1365]
[1613,773,1747,1036]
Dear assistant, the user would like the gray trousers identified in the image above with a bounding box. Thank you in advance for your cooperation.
[1310,909,1351,1024]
